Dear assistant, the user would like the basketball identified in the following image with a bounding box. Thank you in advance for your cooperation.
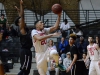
[52,4,62,14]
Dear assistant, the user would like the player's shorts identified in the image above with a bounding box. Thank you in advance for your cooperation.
[89,60,100,75]
[72,60,86,75]
[35,50,50,75]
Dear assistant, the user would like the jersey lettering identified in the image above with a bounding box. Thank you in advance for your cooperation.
[88,47,96,55]
[41,40,47,45]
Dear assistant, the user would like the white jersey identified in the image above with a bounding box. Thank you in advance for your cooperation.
[31,28,50,53]
[87,43,100,61]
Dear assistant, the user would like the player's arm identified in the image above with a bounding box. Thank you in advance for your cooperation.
[19,0,26,35]
[70,54,77,67]
[95,44,100,66]
[84,47,90,62]
[15,6,20,17]
[49,13,61,33]
[33,32,60,41]
[66,54,77,72]
[15,0,26,35]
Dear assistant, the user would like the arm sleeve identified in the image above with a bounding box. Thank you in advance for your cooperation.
[31,29,38,38]
[44,28,50,34]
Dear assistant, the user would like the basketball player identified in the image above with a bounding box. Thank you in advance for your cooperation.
[85,35,100,75]
[14,0,32,75]
[31,11,61,75]
[66,34,86,75]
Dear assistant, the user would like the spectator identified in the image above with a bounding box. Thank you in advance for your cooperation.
[58,37,69,60]
[60,19,71,38]
[0,14,7,29]
[0,24,7,39]
[6,25,18,37]
[66,34,86,75]
[62,52,72,75]
[72,25,83,38]
[95,35,100,44]
[82,53,90,75]
[48,39,57,50]
[47,39,59,75]
[76,36,87,59]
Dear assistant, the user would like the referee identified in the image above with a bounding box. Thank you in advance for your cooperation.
[14,0,32,75]
[66,34,86,75]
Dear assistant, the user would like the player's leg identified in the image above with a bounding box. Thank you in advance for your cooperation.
[75,61,86,75]
[38,68,46,75]
[49,50,59,65]
[24,50,32,75]
[36,53,48,75]
[18,49,32,75]
[49,50,66,71]
[95,61,100,75]
[89,61,97,75]
[18,49,26,75]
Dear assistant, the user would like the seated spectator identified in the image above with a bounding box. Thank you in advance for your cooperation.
[58,37,69,60]
[95,35,100,44]
[6,25,18,37]
[0,24,7,39]
[72,25,83,38]
[62,52,72,75]
[76,36,87,59]
[48,39,57,50]
[60,19,71,38]
[47,39,59,75]
[0,14,7,29]
[82,53,90,75]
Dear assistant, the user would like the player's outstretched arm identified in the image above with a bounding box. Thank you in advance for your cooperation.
[49,13,61,33]
[66,54,77,72]
[33,32,61,41]
[15,0,26,35]
[19,0,26,35]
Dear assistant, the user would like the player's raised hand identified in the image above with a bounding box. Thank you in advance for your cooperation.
[57,11,62,17]
[20,0,23,5]
[15,6,20,11]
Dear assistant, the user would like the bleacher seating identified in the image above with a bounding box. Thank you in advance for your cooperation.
[0,37,21,63]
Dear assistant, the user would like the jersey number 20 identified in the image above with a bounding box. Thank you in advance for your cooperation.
[41,40,46,45]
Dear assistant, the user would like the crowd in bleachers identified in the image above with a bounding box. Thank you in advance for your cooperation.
[0,14,21,72]
[46,34,100,75]
[46,19,100,75]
